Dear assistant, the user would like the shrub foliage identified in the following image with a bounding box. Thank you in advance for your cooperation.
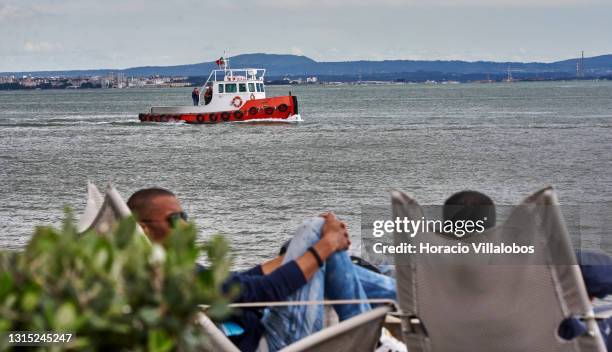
[0,214,232,351]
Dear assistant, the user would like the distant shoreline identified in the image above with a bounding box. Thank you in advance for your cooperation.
[1,76,611,91]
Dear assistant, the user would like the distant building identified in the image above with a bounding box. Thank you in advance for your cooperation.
[0,76,16,84]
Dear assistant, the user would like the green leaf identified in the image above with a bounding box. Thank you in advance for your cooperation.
[20,289,40,312]
[0,271,14,299]
[54,302,77,331]
[115,216,137,248]
[138,307,161,326]
[148,329,174,352]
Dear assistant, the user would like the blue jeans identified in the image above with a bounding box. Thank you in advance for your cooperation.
[260,218,396,351]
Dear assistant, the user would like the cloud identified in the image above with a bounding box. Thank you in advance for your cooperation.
[0,4,37,21]
[290,47,305,56]
[23,41,63,53]
[1,0,610,71]
[224,0,607,9]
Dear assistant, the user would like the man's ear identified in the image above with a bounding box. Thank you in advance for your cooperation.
[138,221,152,238]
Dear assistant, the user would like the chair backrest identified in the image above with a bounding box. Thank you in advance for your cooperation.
[196,313,241,352]
[77,182,144,236]
[280,306,390,352]
[196,305,390,352]
[77,181,104,233]
[391,187,606,352]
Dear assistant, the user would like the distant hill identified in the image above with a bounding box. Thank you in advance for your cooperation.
[3,53,612,79]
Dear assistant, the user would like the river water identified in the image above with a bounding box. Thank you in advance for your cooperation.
[1,82,611,268]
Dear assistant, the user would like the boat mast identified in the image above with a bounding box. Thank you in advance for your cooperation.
[223,50,231,80]
[506,64,513,83]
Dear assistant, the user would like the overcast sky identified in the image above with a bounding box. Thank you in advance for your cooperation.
[1,0,611,71]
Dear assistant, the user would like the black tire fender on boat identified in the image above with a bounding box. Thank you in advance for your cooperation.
[264,106,274,115]
[208,113,218,122]
[221,111,231,121]
[234,110,244,120]
[248,107,258,116]
[196,114,205,123]
[277,104,288,112]
[160,115,169,122]
[138,113,145,121]
[154,115,161,122]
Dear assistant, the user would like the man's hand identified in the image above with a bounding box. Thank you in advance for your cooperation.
[294,213,351,281]
[320,213,351,252]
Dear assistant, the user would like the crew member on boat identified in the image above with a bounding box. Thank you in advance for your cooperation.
[192,87,200,106]
[204,84,213,105]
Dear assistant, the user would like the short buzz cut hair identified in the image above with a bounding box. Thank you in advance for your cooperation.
[127,187,176,218]
[443,190,496,230]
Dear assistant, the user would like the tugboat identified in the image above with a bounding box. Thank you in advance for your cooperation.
[138,57,301,124]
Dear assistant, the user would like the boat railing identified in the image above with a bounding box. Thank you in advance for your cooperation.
[205,68,266,85]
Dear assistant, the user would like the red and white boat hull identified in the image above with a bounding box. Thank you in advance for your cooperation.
[138,95,300,124]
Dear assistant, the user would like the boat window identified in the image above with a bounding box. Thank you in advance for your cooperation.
[256,83,261,92]
[225,83,237,93]
[239,83,247,92]
[218,84,224,93]
[260,84,265,92]
[248,83,255,92]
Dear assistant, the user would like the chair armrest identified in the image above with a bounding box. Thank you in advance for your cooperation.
[200,298,398,311]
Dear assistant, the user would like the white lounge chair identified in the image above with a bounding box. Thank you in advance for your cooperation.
[390,187,606,352]
[197,301,392,352]
[77,182,145,237]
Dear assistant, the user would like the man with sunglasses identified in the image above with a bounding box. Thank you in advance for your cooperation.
[127,188,188,243]
[126,187,397,352]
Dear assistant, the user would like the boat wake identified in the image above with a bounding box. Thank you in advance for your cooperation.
[234,114,303,124]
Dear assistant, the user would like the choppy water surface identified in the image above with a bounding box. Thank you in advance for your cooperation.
[1,82,611,268]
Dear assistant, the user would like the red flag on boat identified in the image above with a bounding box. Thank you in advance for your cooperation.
[215,57,225,67]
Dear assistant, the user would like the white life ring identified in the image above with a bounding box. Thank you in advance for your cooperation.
[231,96,243,108]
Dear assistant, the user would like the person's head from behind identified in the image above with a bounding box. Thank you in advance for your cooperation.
[443,190,496,231]
[127,188,187,243]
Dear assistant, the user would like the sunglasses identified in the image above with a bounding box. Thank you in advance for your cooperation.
[166,211,188,226]
[142,211,188,227]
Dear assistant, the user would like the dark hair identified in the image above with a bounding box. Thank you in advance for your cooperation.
[443,190,496,230]
[127,188,175,218]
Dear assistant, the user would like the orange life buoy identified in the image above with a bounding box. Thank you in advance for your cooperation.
[277,104,288,112]
[264,106,274,115]
[248,107,258,115]
[234,110,244,119]
[231,96,243,108]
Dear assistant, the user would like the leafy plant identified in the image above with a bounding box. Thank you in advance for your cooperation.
[0,212,232,351]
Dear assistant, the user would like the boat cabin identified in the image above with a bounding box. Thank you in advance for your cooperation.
[199,68,266,111]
